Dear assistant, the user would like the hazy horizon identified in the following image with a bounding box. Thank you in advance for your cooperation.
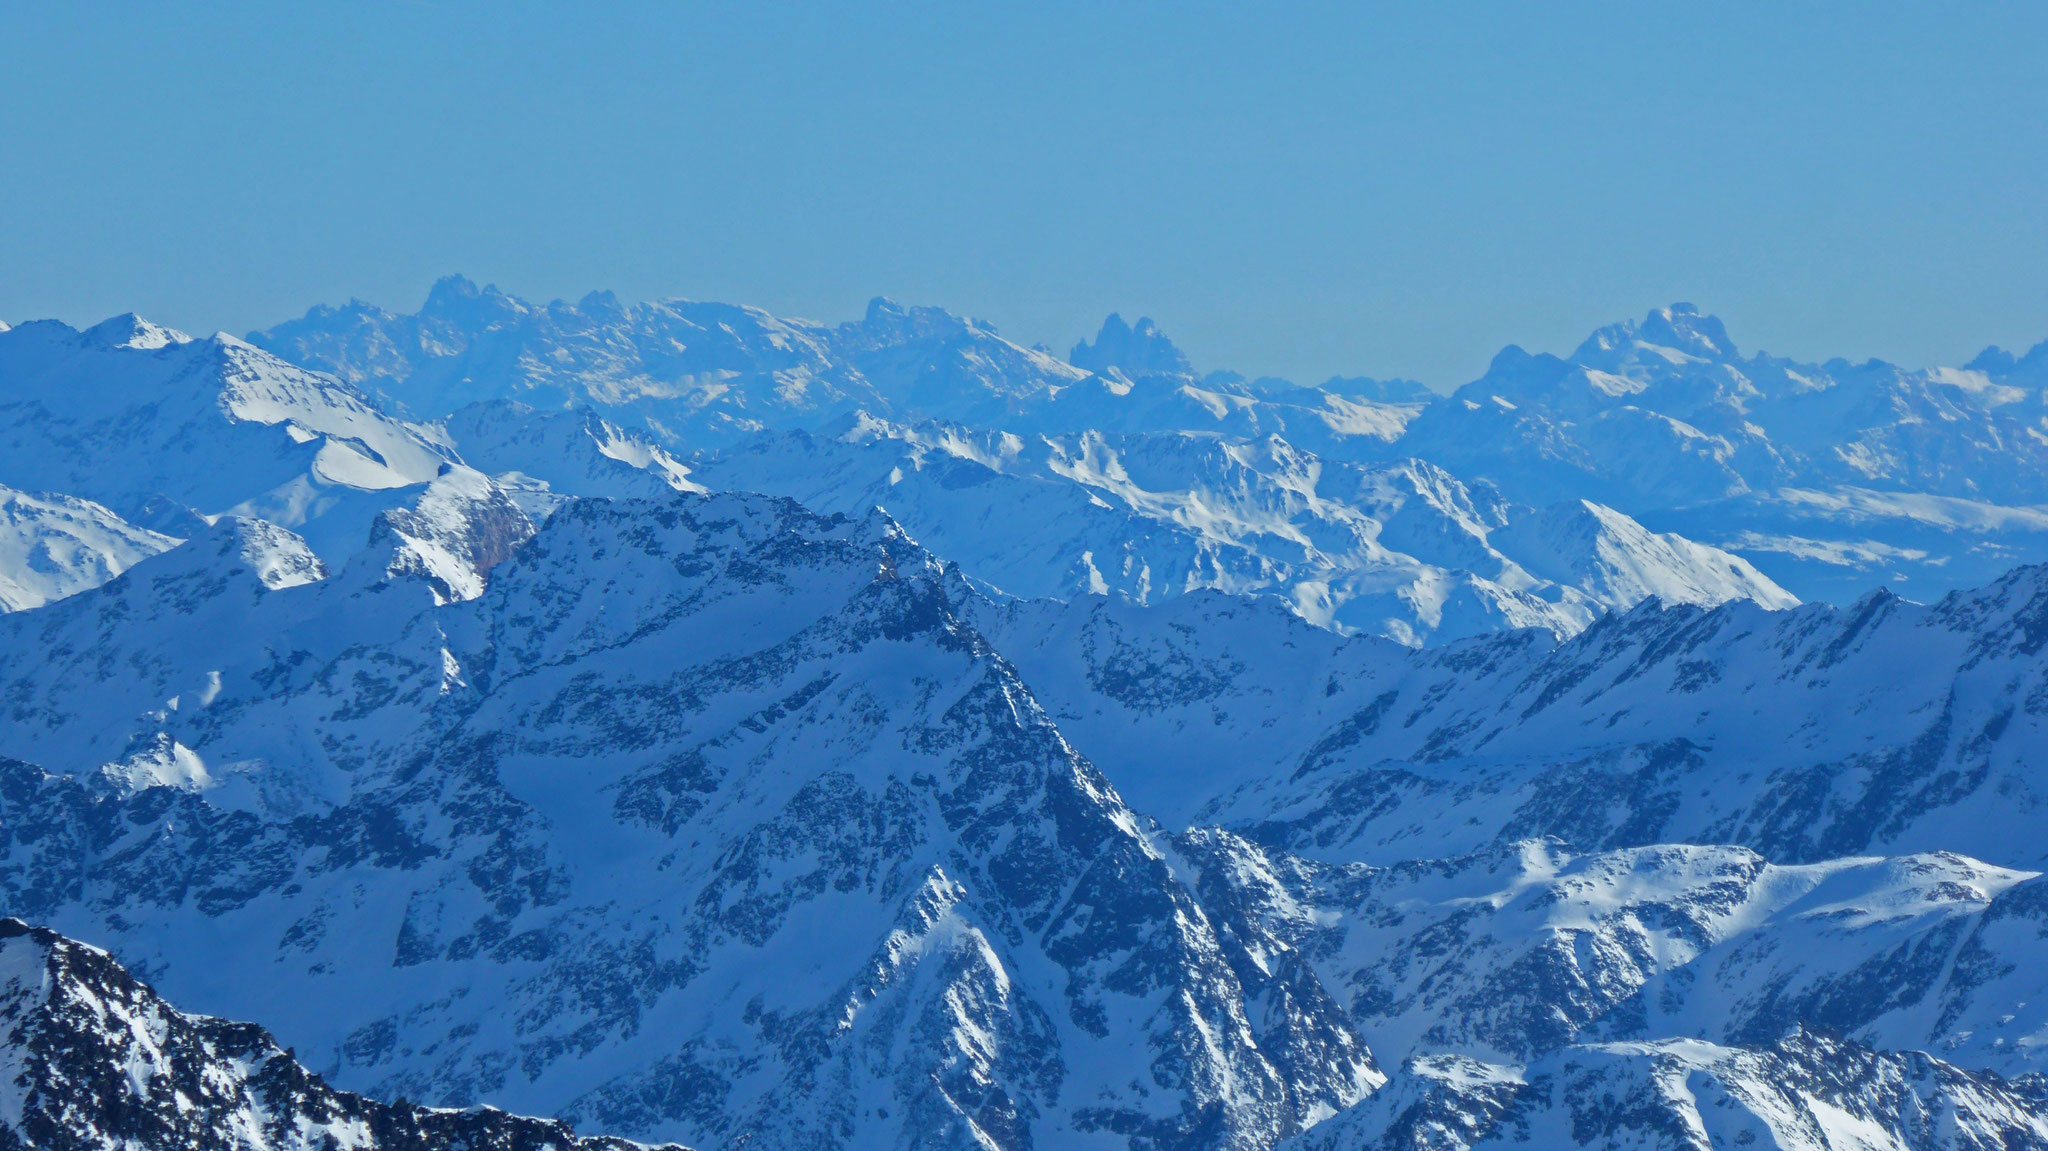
[5,2,2045,388]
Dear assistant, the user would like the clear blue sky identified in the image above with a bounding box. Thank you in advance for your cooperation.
[3,2,2044,387]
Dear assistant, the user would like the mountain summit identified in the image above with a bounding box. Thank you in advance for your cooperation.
[7,280,2048,1150]
[1069,312,1194,376]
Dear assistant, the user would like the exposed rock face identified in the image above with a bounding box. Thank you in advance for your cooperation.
[2,476,2047,1147]
[253,288,2048,607]
[1177,832,2048,1080]
[1070,314,1195,378]
[962,565,2048,877]
[0,492,1380,1150]
[7,292,2048,1149]
[0,918,686,1151]
[2,487,2047,1148]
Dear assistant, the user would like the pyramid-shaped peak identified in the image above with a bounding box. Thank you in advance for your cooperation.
[80,313,192,351]
[1070,312,1193,377]
[577,288,623,314]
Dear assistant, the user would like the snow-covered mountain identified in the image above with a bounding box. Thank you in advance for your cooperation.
[250,280,1428,452]
[0,485,180,611]
[0,491,1383,1150]
[1289,1030,2048,1151]
[1181,832,2048,1081]
[1395,304,2048,603]
[420,383,1792,646]
[0,313,459,565]
[0,918,686,1151]
[687,414,1791,644]
[1403,303,2048,508]
[252,286,2048,615]
[1,479,2045,1147]
[250,278,1077,440]
[439,400,703,522]
[969,565,2048,875]
[6,285,2048,1149]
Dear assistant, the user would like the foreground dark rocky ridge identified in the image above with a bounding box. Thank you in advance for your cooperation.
[0,918,686,1151]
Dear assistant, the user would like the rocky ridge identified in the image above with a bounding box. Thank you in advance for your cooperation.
[0,918,687,1151]
[3,287,2048,1149]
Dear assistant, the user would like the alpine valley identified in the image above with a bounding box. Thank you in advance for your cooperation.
[0,282,2046,1151]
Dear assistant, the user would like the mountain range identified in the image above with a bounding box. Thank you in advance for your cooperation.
[248,280,2048,619]
[1,281,2046,1150]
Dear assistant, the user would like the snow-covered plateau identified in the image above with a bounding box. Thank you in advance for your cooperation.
[1,287,2046,1150]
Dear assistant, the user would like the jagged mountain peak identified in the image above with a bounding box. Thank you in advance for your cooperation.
[691,415,1797,645]
[255,281,1103,436]
[0,918,689,1150]
[0,486,1385,1149]
[1926,558,2048,661]
[1473,341,1566,381]
[1965,336,2048,389]
[421,271,526,318]
[1,315,453,499]
[345,464,537,604]
[1573,301,1740,366]
[11,507,325,610]
[1396,302,2048,602]
[577,286,625,314]
[14,277,2048,1151]
[848,295,1003,344]
[1070,311,1194,377]
[1291,1027,2048,1151]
